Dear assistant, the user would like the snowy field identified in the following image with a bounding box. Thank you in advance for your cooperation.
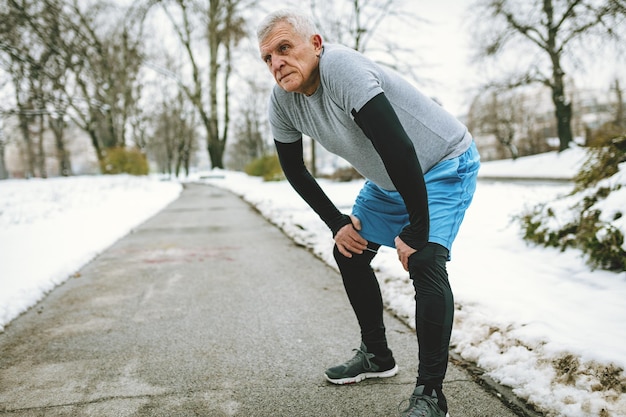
[0,176,182,331]
[1,147,625,417]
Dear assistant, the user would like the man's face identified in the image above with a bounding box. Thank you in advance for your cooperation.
[259,21,323,96]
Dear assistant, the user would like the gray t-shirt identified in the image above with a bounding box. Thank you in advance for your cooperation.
[269,43,472,191]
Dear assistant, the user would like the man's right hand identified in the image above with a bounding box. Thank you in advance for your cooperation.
[334,215,368,258]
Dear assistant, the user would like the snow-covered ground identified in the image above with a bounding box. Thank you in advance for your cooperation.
[0,175,182,331]
[1,148,625,417]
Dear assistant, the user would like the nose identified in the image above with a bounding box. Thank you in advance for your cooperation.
[271,56,285,72]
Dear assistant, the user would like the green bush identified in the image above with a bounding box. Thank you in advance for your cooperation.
[574,135,626,191]
[586,121,626,147]
[520,200,625,271]
[102,147,149,175]
[244,154,284,181]
[519,138,626,272]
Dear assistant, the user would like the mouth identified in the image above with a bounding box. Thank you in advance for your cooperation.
[278,71,294,83]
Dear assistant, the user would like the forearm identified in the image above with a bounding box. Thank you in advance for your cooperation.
[275,139,351,235]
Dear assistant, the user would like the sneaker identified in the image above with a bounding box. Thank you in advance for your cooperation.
[399,386,450,417]
[324,342,398,385]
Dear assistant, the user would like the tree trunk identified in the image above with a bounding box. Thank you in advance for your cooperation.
[544,0,573,152]
[184,148,190,176]
[552,58,572,152]
[0,133,8,180]
[552,88,572,152]
[18,112,36,178]
[88,128,105,173]
[208,140,225,169]
[51,114,72,176]
[501,128,518,160]
[207,0,222,169]
[614,79,624,128]
[221,17,233,170]
[36,114,47,178]
[174,127,184,177]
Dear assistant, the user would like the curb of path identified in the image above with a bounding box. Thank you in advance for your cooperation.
[448,352,545,417]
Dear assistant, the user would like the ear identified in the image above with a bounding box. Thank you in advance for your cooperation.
[311,34,323,54]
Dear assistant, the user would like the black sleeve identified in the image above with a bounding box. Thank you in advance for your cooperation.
[351,92,429,251]
[274,138,352,236]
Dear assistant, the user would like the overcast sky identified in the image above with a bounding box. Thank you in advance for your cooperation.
[401,1,477,115]
[406,0,626,116]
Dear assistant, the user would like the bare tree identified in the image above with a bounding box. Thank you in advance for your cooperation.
[467,90,520,159]
[64,0,146,172]
[37,0,74,176]
[310,0,394,52]
[0,0,145,176]
[148,92,197,177]
[1,0,44,177]
[308,0,421,70]
[203,0,248,169]
[11,69,38,178]
[145,0,252,169]
[468,87,556,160]
[227,77,270,171]
[469,0,626,152]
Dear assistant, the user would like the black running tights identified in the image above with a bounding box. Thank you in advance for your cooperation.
[333,242,390,358]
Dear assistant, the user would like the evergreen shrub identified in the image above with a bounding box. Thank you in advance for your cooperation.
[244,154,284,181]
[519,136,626,272]
[102,147,149,175]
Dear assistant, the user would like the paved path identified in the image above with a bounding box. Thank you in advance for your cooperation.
[0,183,521,417]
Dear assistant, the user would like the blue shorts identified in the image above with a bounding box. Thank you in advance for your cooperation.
[352,142,480,256]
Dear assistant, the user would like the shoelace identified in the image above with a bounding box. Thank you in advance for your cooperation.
[399,394,442,417]
[346,347,375,371]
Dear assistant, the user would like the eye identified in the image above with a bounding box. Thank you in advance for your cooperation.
[263,55,271,64]
[279,44,289,53]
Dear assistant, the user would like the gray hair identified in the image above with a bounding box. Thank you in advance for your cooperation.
[256,9,319,44]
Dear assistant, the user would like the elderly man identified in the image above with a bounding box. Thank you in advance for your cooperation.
[257,9,480,417]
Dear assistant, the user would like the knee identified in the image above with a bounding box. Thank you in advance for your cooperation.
[408,243,448,269]
[333,244,374,270]
[333,244,349,270]
[408,243,450,285]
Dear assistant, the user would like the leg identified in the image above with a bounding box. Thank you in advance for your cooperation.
[410,242,452,386]
[410,243,452,406]
[402,144,479,415]
[332,242,392,358]
[325,242,398,384]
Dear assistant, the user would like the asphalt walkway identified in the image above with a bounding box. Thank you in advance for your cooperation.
[0,183,522,416]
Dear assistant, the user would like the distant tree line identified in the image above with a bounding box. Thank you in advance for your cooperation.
[0,0,146,177]
[0,0,256,179]
[0,0,625,180]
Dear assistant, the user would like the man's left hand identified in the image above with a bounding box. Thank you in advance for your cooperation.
[394,236,417,271]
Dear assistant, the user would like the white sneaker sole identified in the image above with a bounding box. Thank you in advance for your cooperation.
[324,364,399,385]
